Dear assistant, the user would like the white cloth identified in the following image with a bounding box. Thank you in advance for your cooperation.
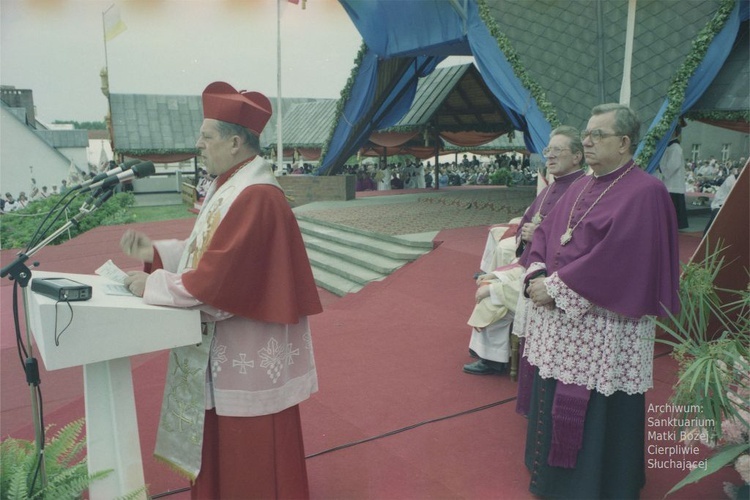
[378,168,391,190]
[416,163,426,188]
[710,172,737,210]
[468,315,513,363]
[479,224,519,273]
[659,142,686,194]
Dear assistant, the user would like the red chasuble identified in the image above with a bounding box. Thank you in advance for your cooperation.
[180,182,322,324]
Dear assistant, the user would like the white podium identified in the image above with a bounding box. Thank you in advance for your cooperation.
[25,271,202,500]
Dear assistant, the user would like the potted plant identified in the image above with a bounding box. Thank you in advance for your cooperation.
[656,241,749,498]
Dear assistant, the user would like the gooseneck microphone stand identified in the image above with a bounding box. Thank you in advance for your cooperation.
[0,187,114,494]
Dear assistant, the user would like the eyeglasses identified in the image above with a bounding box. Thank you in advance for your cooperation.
[542,147,571,157]
[580,129,621,143]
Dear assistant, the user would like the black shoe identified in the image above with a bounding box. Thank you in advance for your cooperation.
[463,360,507,375]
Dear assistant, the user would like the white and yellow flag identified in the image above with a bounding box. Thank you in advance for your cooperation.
[104,5,127,42]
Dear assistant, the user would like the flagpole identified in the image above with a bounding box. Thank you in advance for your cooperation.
[276,0,283,174]
[619,0,637,106]
[102,4,114,73]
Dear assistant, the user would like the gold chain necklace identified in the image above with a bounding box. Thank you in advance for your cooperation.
[560,163,635,246]
[531,183,554,224]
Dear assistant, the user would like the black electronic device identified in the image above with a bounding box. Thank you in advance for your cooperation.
[31,277,93,302]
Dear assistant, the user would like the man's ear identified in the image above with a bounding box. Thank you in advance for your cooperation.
[620,135,632,153]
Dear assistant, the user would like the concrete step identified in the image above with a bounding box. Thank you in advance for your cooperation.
[295,215,432,296]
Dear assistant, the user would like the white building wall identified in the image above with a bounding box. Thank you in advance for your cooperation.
[682,122,749,164]
[1,106,84,197]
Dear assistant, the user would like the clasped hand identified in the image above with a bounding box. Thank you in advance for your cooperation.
[520,222,538,243]
[527,277,555,308]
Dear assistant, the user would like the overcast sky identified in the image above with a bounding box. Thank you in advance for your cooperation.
[1,0,362,123]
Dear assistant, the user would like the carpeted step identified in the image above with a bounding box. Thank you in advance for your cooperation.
[303,235,412,274]
[295,215,432,296]
[309,265,364,296]
[306,247,384,285]
[296,216,433,251]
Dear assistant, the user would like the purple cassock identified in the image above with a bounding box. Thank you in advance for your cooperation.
[517,169,586,267]
[521,160,681,470]
[527,160,680,318]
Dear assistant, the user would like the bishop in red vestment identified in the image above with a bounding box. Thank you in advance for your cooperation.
[122,82,322,499]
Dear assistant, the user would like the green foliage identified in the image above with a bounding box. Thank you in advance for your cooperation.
[51,120,106,130]
[1,193,136,250]
[130,204,197,223]
[0,419,112,499]
[655,240,750,495]
[489,167,512,186]
[318,41,369,170]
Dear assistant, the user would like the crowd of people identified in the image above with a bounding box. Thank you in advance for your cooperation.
[337,153,538,192]
[1,180,67,213]
[0,161,137,214]
[685,156,745,197]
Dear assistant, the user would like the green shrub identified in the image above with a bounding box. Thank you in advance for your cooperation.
[1,193,136,250]
[489,168,512,186]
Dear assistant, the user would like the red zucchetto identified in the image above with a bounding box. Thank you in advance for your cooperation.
[201,82,272,136]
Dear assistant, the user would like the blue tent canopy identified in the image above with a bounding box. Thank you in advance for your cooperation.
[636,0,749,173]
[319,0,552,174]
[321,0,748,176]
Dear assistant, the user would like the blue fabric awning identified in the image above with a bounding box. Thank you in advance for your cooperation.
[319,0,552,174]
[636,0,749,173]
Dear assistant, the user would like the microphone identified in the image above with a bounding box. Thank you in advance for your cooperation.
[80,162,156,209]
[86,161,156,192]
[91,188,115,208]
[73,159,141,191]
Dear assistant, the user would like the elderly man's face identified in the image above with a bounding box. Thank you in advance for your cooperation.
[582,111,629,175]
[544,134,581,177]
[196,119,236,176]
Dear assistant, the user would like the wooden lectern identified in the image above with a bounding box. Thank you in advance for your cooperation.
[25,270,202,500]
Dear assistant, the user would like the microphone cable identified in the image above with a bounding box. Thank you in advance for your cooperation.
[53,298,75,346]
[12,279,47,496]
[305,395,517,459]
[24,187,85,252]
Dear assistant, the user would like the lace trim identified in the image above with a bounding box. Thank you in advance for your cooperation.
[524,303,655,396]
[545,272,591,320]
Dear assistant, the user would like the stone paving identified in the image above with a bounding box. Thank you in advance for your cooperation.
[294,187,537,236]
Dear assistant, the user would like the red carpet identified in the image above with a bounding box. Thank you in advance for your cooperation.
[1,222,739,499]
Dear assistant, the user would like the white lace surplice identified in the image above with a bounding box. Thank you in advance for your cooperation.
[522,270,655,397]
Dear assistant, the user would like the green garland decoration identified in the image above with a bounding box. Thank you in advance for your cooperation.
[684,109,750,124]
[318,41,368,170]
[476,0,560,128]
[382,124,511,134]
[634,0,736,168]
[116,148,199,156]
